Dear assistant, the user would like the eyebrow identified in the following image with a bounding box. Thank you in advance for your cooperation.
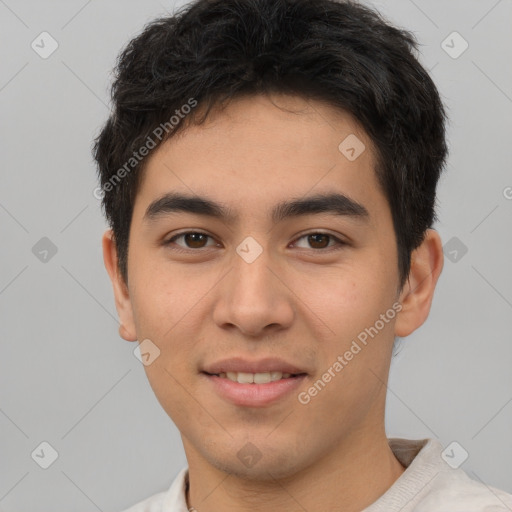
[143,191,369,225]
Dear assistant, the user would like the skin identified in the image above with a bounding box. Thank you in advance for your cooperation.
[103,93,444,512]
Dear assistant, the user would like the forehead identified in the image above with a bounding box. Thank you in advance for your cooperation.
[134,93,386,222]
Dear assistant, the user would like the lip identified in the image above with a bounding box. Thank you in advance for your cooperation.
[202,356,307,375]
[203,373,307,407]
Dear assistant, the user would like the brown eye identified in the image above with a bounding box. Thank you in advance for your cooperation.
[182,233,209,248]
[293,232,345,250]
[165,232,217,250]
[307,233,331,249]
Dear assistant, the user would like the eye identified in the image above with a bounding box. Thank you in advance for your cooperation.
[292,232,346,251]
[163,231,347,253]
[164,231,218,251]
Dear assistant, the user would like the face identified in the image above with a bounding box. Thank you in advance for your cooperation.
[107,94,419,480]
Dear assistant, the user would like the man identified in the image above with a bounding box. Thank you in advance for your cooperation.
[93,0,512,510]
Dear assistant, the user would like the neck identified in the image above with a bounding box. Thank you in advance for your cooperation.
[184,429,405,512]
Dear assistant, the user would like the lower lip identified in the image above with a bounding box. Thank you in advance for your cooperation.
[203,373,307,407]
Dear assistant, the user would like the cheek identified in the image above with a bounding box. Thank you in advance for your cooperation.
[299,279,395,427]
[127,250,198,336]
[316,267,396,372]
[310,266,391,334]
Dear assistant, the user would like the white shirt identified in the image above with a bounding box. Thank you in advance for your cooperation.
[121,438,512,511]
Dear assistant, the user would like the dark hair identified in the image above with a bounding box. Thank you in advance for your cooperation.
[93,0,448,287]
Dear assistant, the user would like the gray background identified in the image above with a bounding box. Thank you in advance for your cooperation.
[0,0,511,510]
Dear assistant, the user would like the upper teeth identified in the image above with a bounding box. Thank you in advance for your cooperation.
[218,371,292,383]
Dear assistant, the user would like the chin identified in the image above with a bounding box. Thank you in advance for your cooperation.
[215,458,300,482]
[203,441,309,482]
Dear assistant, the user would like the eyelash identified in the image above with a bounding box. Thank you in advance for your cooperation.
[163,231,347,253]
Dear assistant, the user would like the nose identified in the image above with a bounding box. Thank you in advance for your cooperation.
[212,244,295,338]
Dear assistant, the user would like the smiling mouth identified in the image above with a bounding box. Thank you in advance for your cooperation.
[203,371,307,384]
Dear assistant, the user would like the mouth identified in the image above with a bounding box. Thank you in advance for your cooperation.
[202,371,307,384]
[201,357,309,407]
[201,371,308,407]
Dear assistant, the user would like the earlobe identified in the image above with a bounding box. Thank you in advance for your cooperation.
[102,229,138,342]
[394,229,444,338]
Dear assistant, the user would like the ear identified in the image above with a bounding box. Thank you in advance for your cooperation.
[102,229,138,342]
[394,229,444,337]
